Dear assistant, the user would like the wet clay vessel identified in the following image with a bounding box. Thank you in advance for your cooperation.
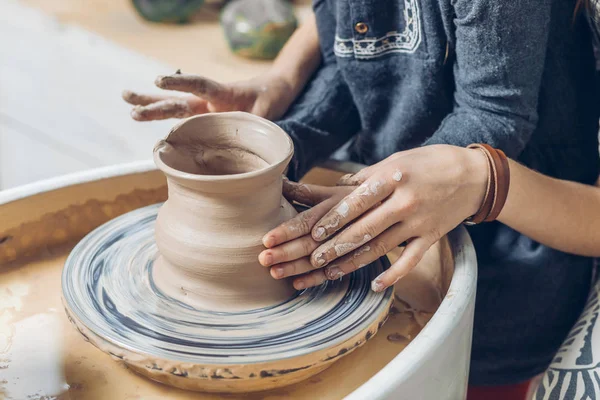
[62,112,393,393]
[152,112,297,311]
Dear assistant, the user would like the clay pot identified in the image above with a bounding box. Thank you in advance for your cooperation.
[152,112,297,311]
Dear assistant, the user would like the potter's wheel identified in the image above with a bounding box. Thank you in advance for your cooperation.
[62,204,394,393]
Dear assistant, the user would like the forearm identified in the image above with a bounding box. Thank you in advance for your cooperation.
[497,160,600,257]
[270,13,321,107]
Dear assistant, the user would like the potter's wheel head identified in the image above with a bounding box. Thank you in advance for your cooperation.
[62,204,393,393]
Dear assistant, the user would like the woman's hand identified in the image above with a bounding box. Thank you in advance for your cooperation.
[122,71,296,122]
[262,145,488,292]
[259,179,355,290]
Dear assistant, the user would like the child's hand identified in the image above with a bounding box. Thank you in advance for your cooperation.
[122,71,295,122]
[262,145,488,292]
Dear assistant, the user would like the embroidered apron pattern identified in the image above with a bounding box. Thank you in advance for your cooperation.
[333,0,422,59]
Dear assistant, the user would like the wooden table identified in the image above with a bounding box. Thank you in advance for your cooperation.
[21,0,312,82]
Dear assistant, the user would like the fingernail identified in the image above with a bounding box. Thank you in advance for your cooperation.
[371,272,387,292]
[272,267,284,279]
[262,252,273,266]
[337,174,354,185]
[314,227,326,240]
[314,255,326,267]
[295,280,306,290]
[131,107,144,120]
[326,266,344,280]
[263,235,275,248]
[154,76,165,86]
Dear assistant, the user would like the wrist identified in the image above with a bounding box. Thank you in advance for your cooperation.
[267,66,304,100]
[251,71,296,120]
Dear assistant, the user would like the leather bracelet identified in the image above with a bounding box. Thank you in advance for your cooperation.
[463,148,494,225]
[484,145,510,222]
[464,144,510,225]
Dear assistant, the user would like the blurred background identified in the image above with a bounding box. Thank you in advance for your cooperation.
[0,0,311,189]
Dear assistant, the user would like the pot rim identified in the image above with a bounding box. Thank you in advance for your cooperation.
[153,111,294,182]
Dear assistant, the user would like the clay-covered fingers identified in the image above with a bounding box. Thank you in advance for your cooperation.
[292,269,328,290]
[336,155,404,187]
[122,90,170,106]
[312,177,394,242]
[263,183,355,249]
[259,234,319,268]
[122,90,204,121]
[282,179,353,207]
[155,73,233,104]
[370,237,431,292]
[262,200,334,248]
[321,222,411,280]
[336,169,370,186]
[130,98,207,121]
[336,161,382,186]
[311,201,403,268]
[267,257,317,282]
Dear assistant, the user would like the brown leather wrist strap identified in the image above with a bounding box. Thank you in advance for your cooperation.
[464,148,494,225]
[484,145,510,222]
[464,144,511,225]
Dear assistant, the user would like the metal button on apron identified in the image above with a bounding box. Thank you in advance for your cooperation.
[355,22,368,34]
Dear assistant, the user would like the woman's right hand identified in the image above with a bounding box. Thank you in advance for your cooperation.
[122,71,296,122]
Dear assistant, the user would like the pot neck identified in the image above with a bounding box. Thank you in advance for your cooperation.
[164,172,286,228]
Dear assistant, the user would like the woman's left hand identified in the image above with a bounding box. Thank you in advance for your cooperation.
[262,145,488,292]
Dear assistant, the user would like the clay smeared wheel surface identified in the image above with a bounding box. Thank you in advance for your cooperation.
[62,204,394,393]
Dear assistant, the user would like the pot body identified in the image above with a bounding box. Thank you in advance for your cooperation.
[152,112,297,311]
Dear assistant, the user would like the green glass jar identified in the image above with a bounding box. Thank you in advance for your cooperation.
[221,0,297,60]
